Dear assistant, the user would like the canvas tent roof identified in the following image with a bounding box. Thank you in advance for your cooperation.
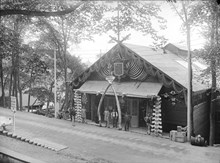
[164,43,188,51]
[18,93,42,107]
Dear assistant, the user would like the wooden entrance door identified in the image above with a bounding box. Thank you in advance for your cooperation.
[127,99,139,127]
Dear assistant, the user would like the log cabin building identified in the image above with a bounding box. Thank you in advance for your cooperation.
[70,43,211,139]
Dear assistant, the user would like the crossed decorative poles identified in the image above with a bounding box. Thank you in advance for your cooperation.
[97,75,122,130]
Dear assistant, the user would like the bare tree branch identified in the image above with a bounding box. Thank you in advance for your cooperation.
[170,2,185,23]
[0,2,83,17]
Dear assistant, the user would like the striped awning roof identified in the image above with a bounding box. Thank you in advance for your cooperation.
[77,80,162,98]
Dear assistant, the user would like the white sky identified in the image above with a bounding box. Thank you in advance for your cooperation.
[69,1,206,64]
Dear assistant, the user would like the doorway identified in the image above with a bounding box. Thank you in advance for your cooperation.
[139,99,153,127]
[127,98,139,127]
[104,96,116,112]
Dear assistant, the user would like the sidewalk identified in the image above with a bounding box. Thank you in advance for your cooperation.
[85,119,170,139]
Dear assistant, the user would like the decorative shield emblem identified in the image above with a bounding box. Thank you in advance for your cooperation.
[114,62,124,77]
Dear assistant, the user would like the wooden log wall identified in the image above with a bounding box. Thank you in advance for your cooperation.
[161,98,187,132]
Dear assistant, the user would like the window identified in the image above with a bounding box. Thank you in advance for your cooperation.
[216,111,220,122]
[132,100,138,116]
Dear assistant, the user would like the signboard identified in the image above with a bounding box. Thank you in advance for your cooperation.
[10,96,16,133]
[11,96,17,111]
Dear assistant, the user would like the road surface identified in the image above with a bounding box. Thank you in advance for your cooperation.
[0,108,220,163]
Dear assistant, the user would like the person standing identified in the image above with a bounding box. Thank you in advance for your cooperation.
[111,108,118,128]
[104,107,110,128]
[69,107,76,126]
[144,113,152,135]
[81,107,86,123]
[124,112,131,131]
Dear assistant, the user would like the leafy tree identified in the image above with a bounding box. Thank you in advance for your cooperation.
[187,0,220,145]
[19,44,49,111]
[24,87,53,105]
[33,1,104,112]
[0,24,14,107]
[100,1,167,48]
[3,15,33,110]
[171,0,220,145]
[0,0,99,113]
[19,39,59,112]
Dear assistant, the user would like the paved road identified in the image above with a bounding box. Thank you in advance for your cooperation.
[0,108,220,163]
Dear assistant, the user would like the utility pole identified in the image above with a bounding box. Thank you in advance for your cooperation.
[170,1,193,140]
[186,21,192,142]
[181,1,193,141]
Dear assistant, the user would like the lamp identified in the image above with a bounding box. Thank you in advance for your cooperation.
[96,91,100,96]
[171,97,176,106]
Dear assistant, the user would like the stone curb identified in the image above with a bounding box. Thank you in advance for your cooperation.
[0,147,46,163]
[0,130,56,151]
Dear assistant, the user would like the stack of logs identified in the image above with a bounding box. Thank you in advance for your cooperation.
[74,91,82,122]
[151,96,162,136]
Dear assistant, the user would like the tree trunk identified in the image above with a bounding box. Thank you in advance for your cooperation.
[14,19,19,111]
[209,60,216,146]
[28,69,33,112]
[61,17,68,112]
[46,81,54,116]
[209,3,218,146]
[12,72,15,96]
[16,40,20,111]
[9,72,13,108]
[18,64,22,111]
[0,54,5,107]
[19,88,22,111]
[13,53,19,111]
[0,9,4,108]
[10,47,15,102]
[63,38,68,111]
